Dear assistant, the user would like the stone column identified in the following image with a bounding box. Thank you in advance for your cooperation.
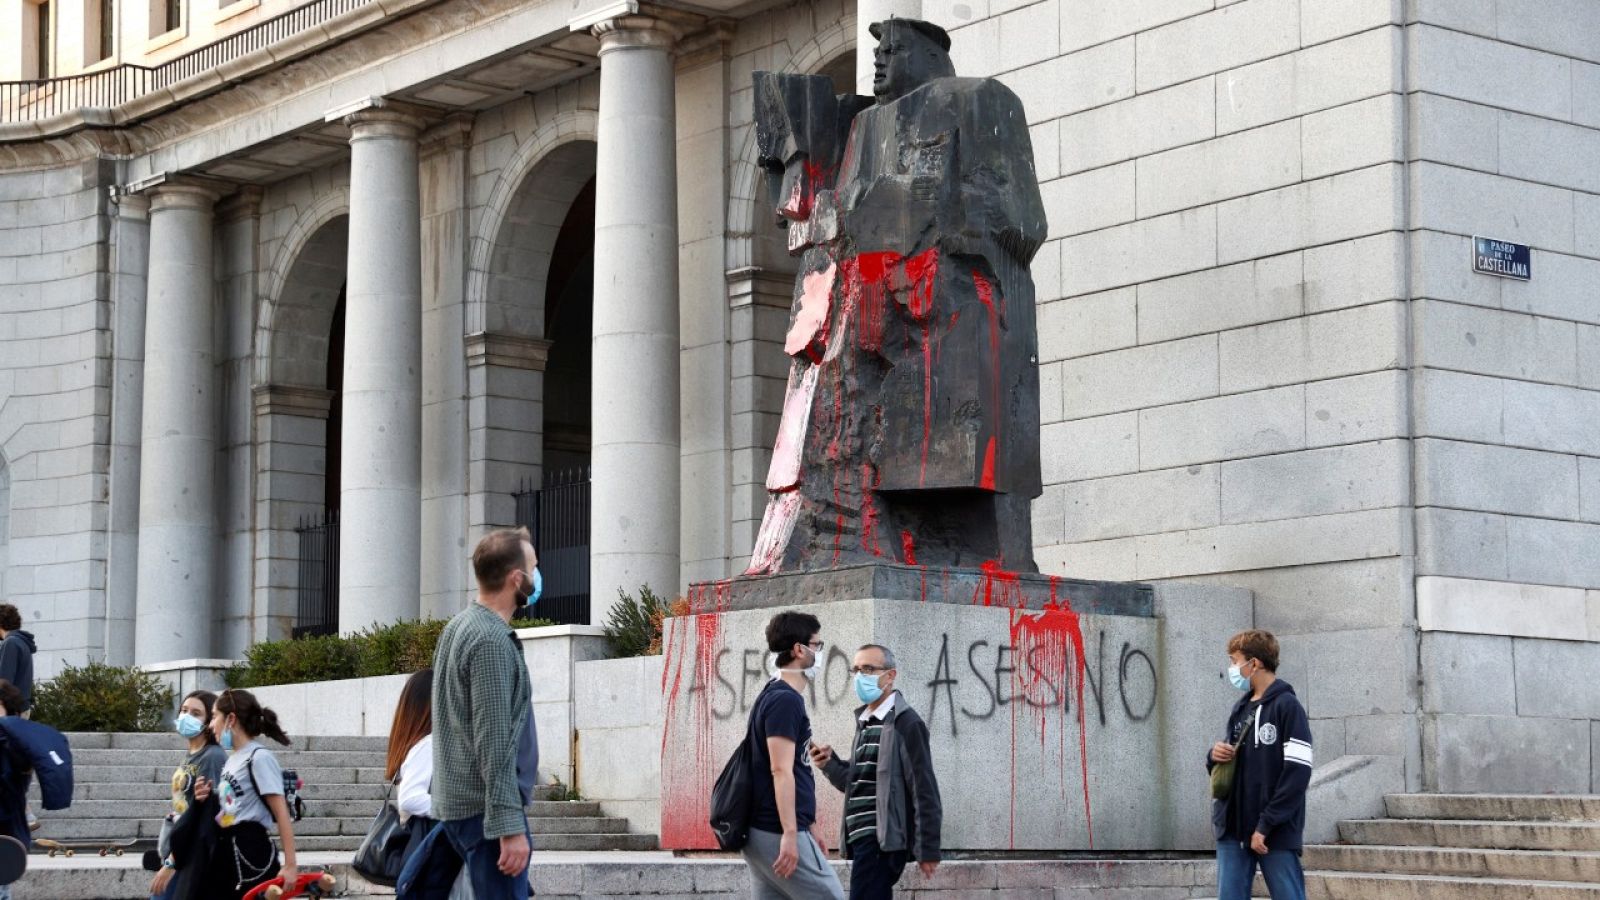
[855,0,922,94]
[338,106,424,633]
[134,179,222,665]
[590,14,682,619]
[106,191,149,666]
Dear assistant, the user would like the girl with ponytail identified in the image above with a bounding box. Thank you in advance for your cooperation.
[193,689,298,899]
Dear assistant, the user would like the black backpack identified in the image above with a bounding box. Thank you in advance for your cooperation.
[246,748,305,822]
[708,689,767,850]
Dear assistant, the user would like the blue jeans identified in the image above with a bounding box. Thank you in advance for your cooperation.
[398,814,529,900]
[1216,839,1306,900]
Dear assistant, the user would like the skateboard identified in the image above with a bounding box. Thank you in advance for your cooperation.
[34,837,137,858]
[242,871,336,900]
[0,835,25,884]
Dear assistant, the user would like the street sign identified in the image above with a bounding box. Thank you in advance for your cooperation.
[1472,236,1531,281]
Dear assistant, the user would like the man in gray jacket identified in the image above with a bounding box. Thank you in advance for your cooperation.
[809,644,942,899]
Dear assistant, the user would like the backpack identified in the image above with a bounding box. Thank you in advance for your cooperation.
[245,748,305,822]
[708,688,766,850]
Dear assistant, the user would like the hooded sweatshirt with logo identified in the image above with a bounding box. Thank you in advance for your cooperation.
[1206,679,1313,852]
[0,630,36,712]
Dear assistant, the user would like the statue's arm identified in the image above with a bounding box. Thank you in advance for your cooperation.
[947,82,1048,265]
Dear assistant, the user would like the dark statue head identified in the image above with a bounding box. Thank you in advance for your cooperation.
[870,18,955,103]
[753,71,868,227]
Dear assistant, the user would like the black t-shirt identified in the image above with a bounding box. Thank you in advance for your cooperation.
[749,679,815,834]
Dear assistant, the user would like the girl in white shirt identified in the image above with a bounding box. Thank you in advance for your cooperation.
[385,669,473,899]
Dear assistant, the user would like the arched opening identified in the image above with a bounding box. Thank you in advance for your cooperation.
[541,178,594,473]
[477,138,596,624]
[256,214,349,643]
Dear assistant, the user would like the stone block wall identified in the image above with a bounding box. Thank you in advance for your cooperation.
[0,161,117,677]
[916,0,1419,788]
[1405,1,1600,792]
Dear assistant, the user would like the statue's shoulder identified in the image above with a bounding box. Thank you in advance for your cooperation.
[916,77,1025,111]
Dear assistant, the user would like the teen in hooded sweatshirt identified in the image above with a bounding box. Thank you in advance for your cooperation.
[1206,629,1312,900]
[0,605,35,716]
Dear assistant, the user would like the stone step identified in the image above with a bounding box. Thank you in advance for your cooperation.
[71,764,391,785]
[1305,871,1600,899]
[62,734,391,753]
[1307,844,1600,883]
[287,832,659,853]
[37,808,621,843]
[1339,819,1600,852]
[1386,795,1600,823]
[69,748,389,768]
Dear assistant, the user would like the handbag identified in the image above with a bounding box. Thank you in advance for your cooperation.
[1208,706,1256,801]
[708,689,766,850]
[352,782,429,887]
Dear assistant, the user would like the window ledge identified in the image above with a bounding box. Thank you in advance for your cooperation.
[213,0,260,25]
[144,23,187,53]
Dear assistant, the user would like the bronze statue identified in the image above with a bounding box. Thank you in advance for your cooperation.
[747,18,1047,576]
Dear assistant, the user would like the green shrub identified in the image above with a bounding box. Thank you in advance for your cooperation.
[226,613,557,688]
[32,662,175,733]
[603,585,668,658]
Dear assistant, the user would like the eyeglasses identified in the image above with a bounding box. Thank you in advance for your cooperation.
[805,640,825,651]
[849,665,890,675]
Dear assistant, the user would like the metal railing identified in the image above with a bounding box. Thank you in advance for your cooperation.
[1,0,370,123]
[294,509,339,637]
[513,468,591,626]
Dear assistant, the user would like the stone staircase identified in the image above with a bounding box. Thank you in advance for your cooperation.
[32,733,657,854]
[1302,794,1600,898]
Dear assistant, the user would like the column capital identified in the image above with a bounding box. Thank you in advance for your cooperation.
[327,96,430,141]
[129,174,228,212]
[583,3,697,52]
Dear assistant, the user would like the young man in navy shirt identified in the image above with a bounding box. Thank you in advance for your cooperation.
[1208,629,1313,900]
[741,611,845,900]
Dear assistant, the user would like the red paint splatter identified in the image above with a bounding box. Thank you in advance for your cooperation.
[979,437,997,490]
[659,608,726,848]
[900,531,918,566]
[1007,599,1094,850]
[974,559,1024,608]
[973,270,1005,487]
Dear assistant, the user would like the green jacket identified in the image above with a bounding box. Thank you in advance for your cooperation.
[430,603,532,838]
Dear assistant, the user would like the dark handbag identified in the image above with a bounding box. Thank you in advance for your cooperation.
[352,782,429,887]
[708,692,765,850]
[1209,706,1256,801]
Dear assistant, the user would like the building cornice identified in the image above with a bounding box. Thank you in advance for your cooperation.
[253,384,336,418]
[466,332,552,371]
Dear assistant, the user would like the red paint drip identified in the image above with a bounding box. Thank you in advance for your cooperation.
[979,437,997,490]
[900,530,918,566]
[859,464,884,557]
[1008,599,1094,850]
[974,559,1024,608]
[973,270,1004,484]
[659,609,726,848]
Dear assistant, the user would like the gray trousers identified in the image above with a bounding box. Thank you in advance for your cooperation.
[741,828,846,900]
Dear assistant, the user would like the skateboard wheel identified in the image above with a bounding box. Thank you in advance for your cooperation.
[97,848,107,856]
[46,850,56,858]
[114,848,124,856]
[64,849,74,857]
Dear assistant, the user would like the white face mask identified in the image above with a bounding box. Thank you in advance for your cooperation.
[770,647,823,681]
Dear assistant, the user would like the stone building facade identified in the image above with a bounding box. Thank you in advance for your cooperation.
[1,0,1597,804]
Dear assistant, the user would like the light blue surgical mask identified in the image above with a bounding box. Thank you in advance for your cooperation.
[1227,662,1252,692]
[175,714,204,739]
[220,727,235,752]
[530,568,542,607]
[854,672,884,704]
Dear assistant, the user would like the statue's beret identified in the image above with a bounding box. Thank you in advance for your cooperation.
[868,18,952,53]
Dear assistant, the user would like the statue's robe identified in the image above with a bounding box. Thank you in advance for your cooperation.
[833,77,1046,499]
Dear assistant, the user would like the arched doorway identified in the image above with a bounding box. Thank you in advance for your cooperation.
[254,213,349,646]
[473,136,596,624]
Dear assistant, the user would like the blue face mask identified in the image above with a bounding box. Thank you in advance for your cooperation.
[1227,662,1252,692]
[175,714,204,739]
[220,726,235,752]
[854,672,884,704]
[516,567,541,614]
[530,568,542,607]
